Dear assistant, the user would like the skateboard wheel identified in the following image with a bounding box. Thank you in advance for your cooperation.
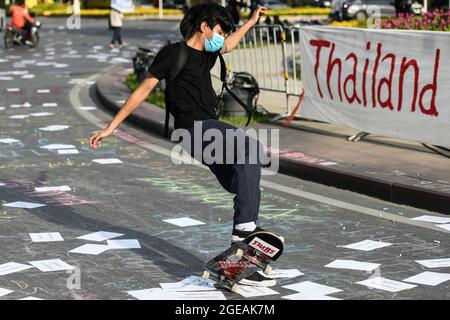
[202,271,210,279]
[231,284,240,293]
[264,265,272,275]
[235,249,244,258]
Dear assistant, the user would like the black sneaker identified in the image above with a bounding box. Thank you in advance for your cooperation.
[231,226,266,244]
[239,272,277,287]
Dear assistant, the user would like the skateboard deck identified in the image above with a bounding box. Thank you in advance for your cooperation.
[202,231,284,292]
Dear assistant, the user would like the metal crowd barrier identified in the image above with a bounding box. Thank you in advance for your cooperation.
[213,24,304,118]
[0,9,6,33]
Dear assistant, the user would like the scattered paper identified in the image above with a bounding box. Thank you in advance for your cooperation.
[40,144,76,150]
[36,89,50,94]
[324,260,381,272]
[30,112,54,117]
[19,297,43,300]
[0,288,14,297]
[4,201,46,209]
[35,186,71,193]
[107,239,141,249]
[436,224,450,231]
[0,262,33,276]
[282,293,341,300]
[163,217,206,227]
[258,268,304,279]
[0,76,13,80]
[28,259,75,272]
[69,244,110,255]
[235,286,279,298]
[39,125,70,132]
[92,158,123,164]
[6,88,20,92]
[29,232,64,242]
[356,277,417,292]
[21,74,35,79]
[127,288,226,300]
[9,115,29,119]
[403,271,450,286]
[411,215,450,224]
[77,231,124,242]
[78,106,97,111]
[160,276,216,292]
[57,149,79,155]
[0,183,6,187]
[43,103,58,107]
[415,258,450,268]
[0,138,21,144]
[282,281,342,295]
[342,240,392,252]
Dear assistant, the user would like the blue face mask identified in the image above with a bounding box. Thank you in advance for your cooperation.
[205,31,224,52]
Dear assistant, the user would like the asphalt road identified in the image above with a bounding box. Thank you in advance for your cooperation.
[0,18,449,300]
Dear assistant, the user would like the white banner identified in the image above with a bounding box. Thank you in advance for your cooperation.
[299,26,450,148]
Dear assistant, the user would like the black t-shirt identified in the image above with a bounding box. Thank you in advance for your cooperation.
[147,42,220,130]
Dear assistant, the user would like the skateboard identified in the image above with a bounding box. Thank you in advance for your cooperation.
[202,231,284,292]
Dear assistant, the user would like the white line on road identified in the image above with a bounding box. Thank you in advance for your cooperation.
[69,70,450,235]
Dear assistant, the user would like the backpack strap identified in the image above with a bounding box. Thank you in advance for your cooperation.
[218,53,253,127]
[164,41,189,138]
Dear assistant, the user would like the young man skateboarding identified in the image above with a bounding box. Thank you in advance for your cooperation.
[89,3,281,286]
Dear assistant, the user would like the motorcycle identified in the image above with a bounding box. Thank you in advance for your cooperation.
[4,21,41,49]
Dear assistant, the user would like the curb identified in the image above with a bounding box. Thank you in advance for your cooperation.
[95,67,450,215]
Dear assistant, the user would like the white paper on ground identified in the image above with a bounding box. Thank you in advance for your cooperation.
[0,76,13,80]
[342,240,392,252]
[43,103,58,107]
[69,244,111,255]
[258,268,304,279]
[436,224,450,231]
[77,231,124,242]
[235,286,279,298]
[324,260,381,272]
[0,183,6,186]
[6,88,20,92]
[107,239,141,249]
[40,144,76,150]
[127,288,226,300]
[0,262,34,276]
[163,217,206,227]
[282,281,342,295]
[78,106,97,111]
[403,271,450,286]
[39,125,70,131]
[415,258,450,268]
[0,107,5,111]
[356,277,417,292]
[30,112,54,117]
[35,186,71,193]
[57,149,79,155]
[0,138,21,144]
[29,232,64,242]
[411,215,450,224]
[28,259,75,272]
[21,74,35,79]
[160,276,216,291]
[0,288,14,297]
[9,115,29,119]
[4,201,46,209]
[92,158,123,164]
[37,89,50,93]
[19,297,44,300]
[282,293,342,300]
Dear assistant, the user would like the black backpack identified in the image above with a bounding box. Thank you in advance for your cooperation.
[162,41,254,138]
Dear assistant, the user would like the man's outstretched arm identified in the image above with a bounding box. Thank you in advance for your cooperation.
[221,6,267,54]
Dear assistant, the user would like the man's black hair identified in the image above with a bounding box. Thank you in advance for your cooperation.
[180,2,235,40]
[16,0,26,6]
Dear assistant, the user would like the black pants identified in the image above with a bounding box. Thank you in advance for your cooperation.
[22,20,33,40]
[183,120,263,227]
[110,27,122,45]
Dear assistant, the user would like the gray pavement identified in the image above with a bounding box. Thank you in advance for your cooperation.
[0,18,449,300]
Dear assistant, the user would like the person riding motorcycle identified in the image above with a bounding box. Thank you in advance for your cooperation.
[10,0,35,41]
